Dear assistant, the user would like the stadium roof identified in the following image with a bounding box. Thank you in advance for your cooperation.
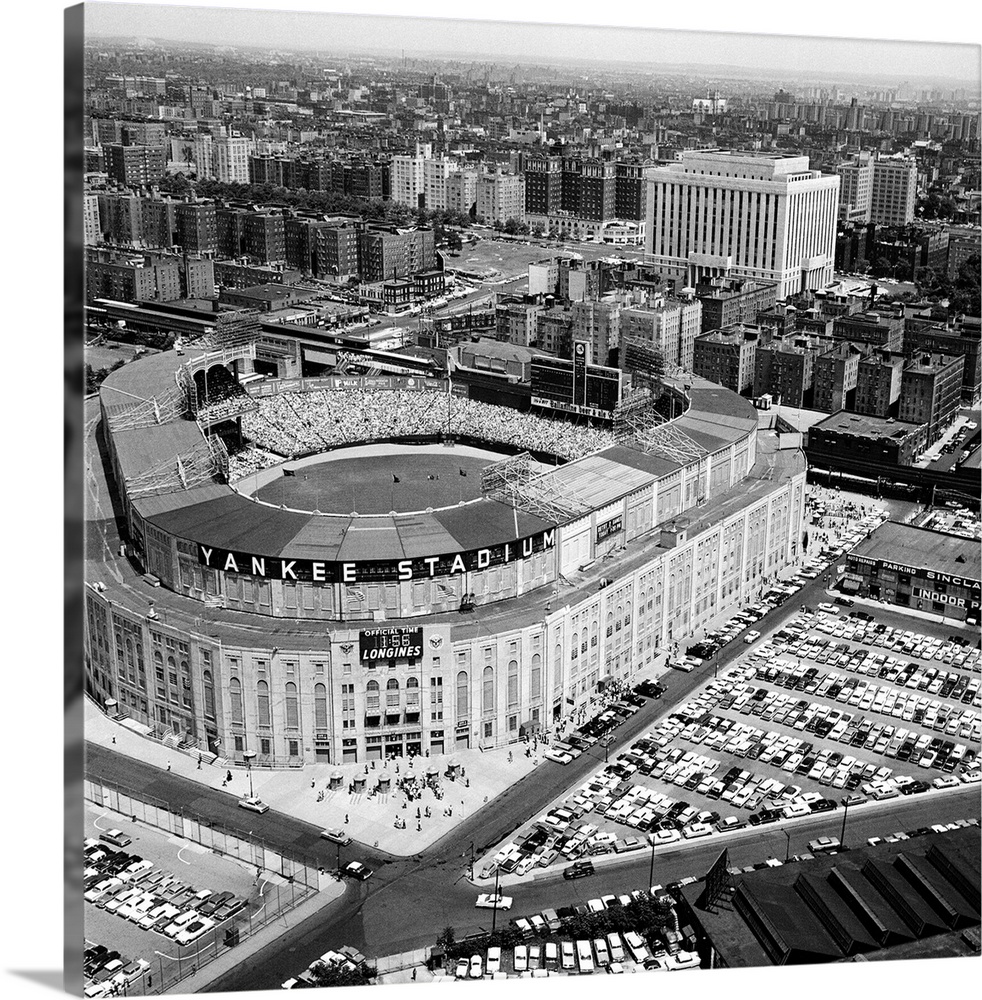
[849,521,981,582]
[98,348,187,418]
[98,358,764,570]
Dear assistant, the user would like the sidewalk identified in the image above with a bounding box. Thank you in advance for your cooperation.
[86,698,544,856]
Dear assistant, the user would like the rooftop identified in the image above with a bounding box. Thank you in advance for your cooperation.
[849,520,981,582]
[811,411,925,441]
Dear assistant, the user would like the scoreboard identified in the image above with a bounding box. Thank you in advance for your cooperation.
[530,342,623,420]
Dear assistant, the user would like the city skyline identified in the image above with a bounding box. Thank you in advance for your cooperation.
[86,2,980,86]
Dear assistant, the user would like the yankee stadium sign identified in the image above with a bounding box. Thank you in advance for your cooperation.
[196,528,556,584]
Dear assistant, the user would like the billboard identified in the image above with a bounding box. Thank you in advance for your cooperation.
[360,626,423,662]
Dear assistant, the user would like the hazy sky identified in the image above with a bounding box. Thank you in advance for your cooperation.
[86,2,980,85]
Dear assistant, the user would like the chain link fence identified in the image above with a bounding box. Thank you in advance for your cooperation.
[84,777,326,994]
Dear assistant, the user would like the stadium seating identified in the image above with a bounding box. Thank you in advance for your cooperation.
[238,388,617,462]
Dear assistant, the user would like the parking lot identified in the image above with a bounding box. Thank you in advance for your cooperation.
[83,806,266,995]
[476,585,980,885]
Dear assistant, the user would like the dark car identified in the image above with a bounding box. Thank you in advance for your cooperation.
[809,798,838,813]
[563,860,595,880]
[834,597,855,607]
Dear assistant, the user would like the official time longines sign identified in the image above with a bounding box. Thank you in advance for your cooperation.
[196,529,556,584]
[360,627,423,661]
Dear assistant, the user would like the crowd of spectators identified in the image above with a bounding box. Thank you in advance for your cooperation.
[227,446,282,482]
[238,388,617,462]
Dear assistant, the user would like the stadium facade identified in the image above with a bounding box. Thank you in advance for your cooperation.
[84,347,806,765]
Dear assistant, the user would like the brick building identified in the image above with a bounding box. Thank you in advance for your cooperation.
[899,353,966,444]
[693,324,760,394]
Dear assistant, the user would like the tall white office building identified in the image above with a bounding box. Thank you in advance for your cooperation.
[645,151,840,299]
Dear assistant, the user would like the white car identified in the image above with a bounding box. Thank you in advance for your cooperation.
[744,631,762,644]
[475,893,513,910]
[513,945,528,973]
[237,796,270,814]
[817,603,839,614]
[650,829,681,845]
[454,959,469,979]
[176,916,216,946]
[485,947,502,975]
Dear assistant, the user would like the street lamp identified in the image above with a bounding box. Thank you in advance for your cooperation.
[839,798,850,849]
[491,867,501,936]
[243,750,257,797]
[783,829,791,862]
[648,837,656,891]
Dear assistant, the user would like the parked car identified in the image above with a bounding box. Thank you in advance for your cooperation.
[344,861,374,881]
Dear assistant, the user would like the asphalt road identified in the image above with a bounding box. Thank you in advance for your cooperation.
[85,560,981,991]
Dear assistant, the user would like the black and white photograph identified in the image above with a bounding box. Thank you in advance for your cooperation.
[27,1,982,996]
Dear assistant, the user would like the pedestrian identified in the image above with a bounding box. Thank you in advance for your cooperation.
[311,779,316,789]
[111,736,116,745]
[412,969,417,981]
[166,760,171,771]
[345,813,349,824]
[197,758,202,770]
[227,770,232,783]
[222,779,227,788]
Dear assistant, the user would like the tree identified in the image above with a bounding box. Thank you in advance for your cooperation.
[306,962,374,988]
[446,230,463,251]
[436,926,456,951]
[625,894,673,939]
[951,252,981,317]
[853,257,870,274]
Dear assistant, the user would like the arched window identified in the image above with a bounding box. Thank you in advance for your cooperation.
[530,654,542,700]
[257,680,270,728]
[386,678,400,709]
[202,670,216,719]
[229,677,243,725]
[482,666,494,714]
[456,671,469,718]
[406,676,420,707]
[366,680,380,712]
[571,632,578,660]
[553,644,563,692]
[507,659,519,709]
[285,682,299,729]
[314,683,328,729]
